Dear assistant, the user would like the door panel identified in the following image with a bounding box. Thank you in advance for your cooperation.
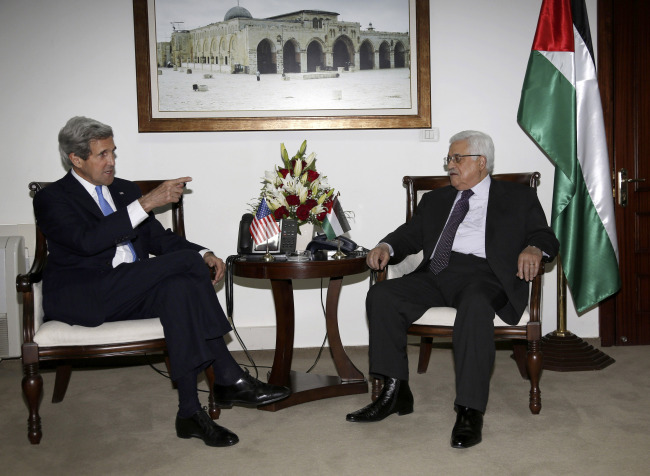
[599,0,650,345]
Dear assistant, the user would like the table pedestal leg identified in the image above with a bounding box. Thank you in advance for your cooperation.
[260,277,367,412]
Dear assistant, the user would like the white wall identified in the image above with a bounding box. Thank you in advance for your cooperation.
[0,0,600,350]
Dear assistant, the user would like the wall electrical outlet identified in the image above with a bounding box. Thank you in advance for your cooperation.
[421,128,439,142]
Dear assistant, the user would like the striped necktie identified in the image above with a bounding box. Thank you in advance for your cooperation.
[95,185,138,262]
[429,189,473,274]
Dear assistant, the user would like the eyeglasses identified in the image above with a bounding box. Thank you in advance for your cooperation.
[444,154,482,165]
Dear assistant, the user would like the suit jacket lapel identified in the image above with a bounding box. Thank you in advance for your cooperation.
[108,182,129,210]
[60,171,104,219]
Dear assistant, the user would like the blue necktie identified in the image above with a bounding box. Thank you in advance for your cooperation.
[429,189,474,275]
[95,185,137,262]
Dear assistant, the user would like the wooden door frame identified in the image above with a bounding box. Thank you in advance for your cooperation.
[596,0,617,346]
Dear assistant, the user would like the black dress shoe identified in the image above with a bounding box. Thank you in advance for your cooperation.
[346,378,414,422]
[450,406,483,449]
[213,370,291,408]
[176,409,239,447]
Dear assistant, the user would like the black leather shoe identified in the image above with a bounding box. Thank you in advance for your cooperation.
[176,409,239,447]
[213,370,291,408]
[450,406,483,449]
[346,378,414,422]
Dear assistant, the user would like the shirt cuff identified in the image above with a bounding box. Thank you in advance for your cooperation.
[379,242,395,256]
[127,200,149,228]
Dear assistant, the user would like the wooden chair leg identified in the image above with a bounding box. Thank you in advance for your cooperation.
[52,364,72,403]
[512,341,529,379]
[22,344,43,444]
[203,366,221,420]
[417,337,433,374]
[527,339,542,414]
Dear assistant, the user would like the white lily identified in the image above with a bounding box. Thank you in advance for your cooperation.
[304,152,316,168]
[264,170,278,183]
[297,183,309,204]
[311,204,325,216]
[293,158,303,176]
[281,175,297,194]
[310,179,320,195]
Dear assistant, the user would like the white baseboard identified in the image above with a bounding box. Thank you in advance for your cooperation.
[224,326,278,351]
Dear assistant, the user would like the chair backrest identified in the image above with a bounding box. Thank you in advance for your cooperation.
[402,172,540,222]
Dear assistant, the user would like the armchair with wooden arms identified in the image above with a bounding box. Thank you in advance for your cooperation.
[373,172,547,415]
[17,180,220,445]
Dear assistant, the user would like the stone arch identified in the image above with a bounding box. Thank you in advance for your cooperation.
[394,40,407,68]
[359,39,375,70]
[257,38,276,74]
[379,40,391,69]
[202,38,210,63]
[283,39,301,73]
[333,35,354,69]
[210,38,218,62]
[306,39,325,72]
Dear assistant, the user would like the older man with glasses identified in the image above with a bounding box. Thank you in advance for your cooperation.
[346,130,559,449]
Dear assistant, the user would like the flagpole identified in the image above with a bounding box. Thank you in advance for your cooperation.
[263,238,274,262]
[541,255,615,371]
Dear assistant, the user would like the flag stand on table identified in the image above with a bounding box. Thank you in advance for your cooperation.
[323,194,351,260]
[251,198,281,262]
[517,0,616,371]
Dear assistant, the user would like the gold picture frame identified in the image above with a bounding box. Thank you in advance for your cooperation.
[133,0,431,132]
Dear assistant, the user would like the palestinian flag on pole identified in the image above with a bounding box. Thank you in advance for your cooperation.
[322,195,351,240]
[517,0,620,312]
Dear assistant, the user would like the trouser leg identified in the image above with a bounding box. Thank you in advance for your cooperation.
[101,250,234,381]
[366,271,445,380]
[439,253,506,413]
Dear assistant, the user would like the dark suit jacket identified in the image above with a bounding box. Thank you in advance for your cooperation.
[382,177,559,325]
[34,171,204,323]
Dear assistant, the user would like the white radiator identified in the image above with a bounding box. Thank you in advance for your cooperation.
[0,236,27,358]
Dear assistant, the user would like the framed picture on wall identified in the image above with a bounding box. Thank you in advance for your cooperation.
[133,0,431,132]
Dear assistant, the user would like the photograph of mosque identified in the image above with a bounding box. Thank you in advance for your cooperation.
[150,1,415,114]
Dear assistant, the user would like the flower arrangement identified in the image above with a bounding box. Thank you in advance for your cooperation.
[253,140,335,230]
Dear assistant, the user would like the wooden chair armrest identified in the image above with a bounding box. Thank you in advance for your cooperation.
[375,267,388,282]
[528,260,547,324]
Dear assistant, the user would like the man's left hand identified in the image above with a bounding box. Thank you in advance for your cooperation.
[517,245,542,282]
[204,252,225,283]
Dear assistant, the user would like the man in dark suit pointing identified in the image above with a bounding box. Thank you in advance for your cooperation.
[346,130,559,448]
[35,116,290,447]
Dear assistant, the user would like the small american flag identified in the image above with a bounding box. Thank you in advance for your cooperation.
[250,198,281,246]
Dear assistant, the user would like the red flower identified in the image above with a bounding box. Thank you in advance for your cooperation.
[274,206,289,220]
[286,194,300,206]
[306,170,320,182]
[316,210,327,221]
[296,204,312,221]
[278,168,289,178]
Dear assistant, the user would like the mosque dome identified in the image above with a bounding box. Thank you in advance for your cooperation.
[224,5,252,21]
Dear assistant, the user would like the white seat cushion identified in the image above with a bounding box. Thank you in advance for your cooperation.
[386,251,529,328]
[34,318,165,347]
[411,307,530,327]
[31,281,164,347]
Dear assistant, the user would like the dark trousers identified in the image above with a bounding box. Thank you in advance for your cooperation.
[367,252,508,413]
[100,249,233,381]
